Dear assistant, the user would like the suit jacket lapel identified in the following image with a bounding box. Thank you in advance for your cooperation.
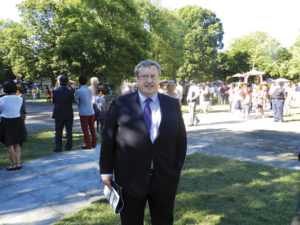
[155,93,167,143]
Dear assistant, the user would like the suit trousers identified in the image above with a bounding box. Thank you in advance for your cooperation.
[55,119,73,151]
[120,173,176,225]
[80,115,96,148]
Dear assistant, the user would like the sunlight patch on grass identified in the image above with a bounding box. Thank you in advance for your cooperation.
[55,153,300,225]
[0,130,86,168]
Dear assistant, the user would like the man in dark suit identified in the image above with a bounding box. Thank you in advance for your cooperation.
[100,60,187,225]
[52,75,74,152]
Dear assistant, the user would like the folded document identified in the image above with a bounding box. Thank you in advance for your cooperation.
[103,181,124,214]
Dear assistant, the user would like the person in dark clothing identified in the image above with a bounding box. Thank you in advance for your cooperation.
[52,76,74,152]
[45,85,52,102]
[100,60,187,225]
[270,81,286,122]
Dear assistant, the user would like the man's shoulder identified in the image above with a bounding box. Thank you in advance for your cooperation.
[75,87,85,94]
[55,86,73,93]
[159,92,179,104]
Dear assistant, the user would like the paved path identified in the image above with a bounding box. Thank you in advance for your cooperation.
[1,102,300,224]
[0,146,102,225]
[25,101,82,132]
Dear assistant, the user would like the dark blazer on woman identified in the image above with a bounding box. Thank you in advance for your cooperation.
[100,91,187,199]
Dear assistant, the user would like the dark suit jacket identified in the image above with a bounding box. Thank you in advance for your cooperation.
[100,91,187,199]
[52,86,74,120]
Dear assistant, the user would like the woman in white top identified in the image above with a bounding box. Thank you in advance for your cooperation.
[228,84,235,112]
[0,80,27,170]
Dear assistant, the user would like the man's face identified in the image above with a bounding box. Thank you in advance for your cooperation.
[136,65,159,98]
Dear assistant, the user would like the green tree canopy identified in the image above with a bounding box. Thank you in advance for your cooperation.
[137,0,186,80]
[177,5,223,81]
[288,35,300,80]
[15,0,151,85]
[226,32,291,81]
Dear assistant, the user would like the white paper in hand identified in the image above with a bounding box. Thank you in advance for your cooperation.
[103,182,124,214]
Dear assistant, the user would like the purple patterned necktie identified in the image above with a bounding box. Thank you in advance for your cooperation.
[143,98,152,135]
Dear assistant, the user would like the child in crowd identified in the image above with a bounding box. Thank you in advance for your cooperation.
[94,86,108,132]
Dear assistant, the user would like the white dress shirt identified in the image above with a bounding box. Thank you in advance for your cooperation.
[187,85,199,101]
[138,91,161,143]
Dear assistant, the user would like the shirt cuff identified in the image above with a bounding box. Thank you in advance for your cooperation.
[101,174,113,177]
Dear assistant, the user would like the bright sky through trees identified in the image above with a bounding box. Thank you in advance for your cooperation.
[1,0,300,49]
[160,0,300,49]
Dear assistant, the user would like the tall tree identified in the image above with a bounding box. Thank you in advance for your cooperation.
[57,0,151,83]
[177,6,223,81]
[18,0,63,85]
[227,32,291,80]
[288,35,300,80]
[17,0,151,85]
[137,0,186,80]
[0,20,35,82]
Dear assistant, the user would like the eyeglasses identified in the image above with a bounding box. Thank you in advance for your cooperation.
[138,74,159,81]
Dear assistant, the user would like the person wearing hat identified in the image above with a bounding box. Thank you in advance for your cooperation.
[52,75,75,152]
[186,80,200,126]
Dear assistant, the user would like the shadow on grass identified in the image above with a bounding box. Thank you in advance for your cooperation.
[176,153,300,225]
[187,128,300,155]
[56,153,300,225]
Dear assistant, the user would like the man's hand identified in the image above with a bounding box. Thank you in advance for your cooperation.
[101,175,112,189]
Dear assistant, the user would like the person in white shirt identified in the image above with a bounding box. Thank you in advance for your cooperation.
[0,80,27,170]
[186,80,200,126]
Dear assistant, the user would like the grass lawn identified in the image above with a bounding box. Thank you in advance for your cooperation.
[55,153,300,225]
[25,95,50,103]
[0,130,101,169]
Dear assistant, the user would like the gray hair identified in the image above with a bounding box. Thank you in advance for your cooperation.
[90,77,99,84]
[134,60,161,77]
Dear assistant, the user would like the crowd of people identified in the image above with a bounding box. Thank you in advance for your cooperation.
[2,59,300,224]
[218,81,298,122]
[52,75,109,153]
[0,75,110,171]
[120,78,300,127]
[2,73,299,172]
[153,79,300,125]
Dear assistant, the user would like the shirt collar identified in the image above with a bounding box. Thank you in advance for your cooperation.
[138,90,158,104]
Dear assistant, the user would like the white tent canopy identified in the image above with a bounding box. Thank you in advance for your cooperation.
[245,69,265,76]
[274,78,290,83]
[232,73,245,78]
[232,69,265,83]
